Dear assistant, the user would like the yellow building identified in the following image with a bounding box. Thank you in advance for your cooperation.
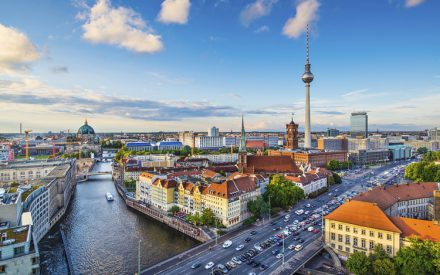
[324,200,402,258]
[150,179,177,211]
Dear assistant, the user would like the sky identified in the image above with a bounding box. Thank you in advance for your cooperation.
[0,0,439,133]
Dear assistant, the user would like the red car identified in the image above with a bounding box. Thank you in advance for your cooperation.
[312,229,320,234]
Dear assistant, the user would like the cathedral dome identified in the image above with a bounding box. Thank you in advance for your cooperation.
[78,119,95,135]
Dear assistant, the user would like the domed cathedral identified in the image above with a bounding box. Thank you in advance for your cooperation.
[77,119,97,143]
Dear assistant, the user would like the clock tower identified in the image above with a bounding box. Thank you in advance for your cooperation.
[286,115,298,150]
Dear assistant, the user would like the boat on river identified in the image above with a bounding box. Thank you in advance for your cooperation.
[105,192,114,201]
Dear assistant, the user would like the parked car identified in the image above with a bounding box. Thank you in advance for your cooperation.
[191,263,201,269]
[205,262,215,269]
[295,244,303,251]
[223,240,232,248]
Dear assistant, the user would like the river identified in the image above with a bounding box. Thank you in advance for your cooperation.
[39,162,198,275]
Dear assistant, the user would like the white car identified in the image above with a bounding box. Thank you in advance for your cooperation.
[254,244,263,251]
[288,244,295,250]
[276,253,284,259]
[223,240,232,248]
[205,262,215,269]
[295,244,303,251]
[308,226,314,232]
[236,244,245,251]
[232,257,242,265]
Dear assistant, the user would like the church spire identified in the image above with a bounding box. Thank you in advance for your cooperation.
[239,115,246,152]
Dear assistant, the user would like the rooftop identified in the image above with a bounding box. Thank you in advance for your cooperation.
[390,216,440,242]
[0,225,30,248]
[324,200,402,233]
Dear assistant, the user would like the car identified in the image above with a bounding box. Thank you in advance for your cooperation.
[254,244,263,252]
[246,259,254,265]
[306,203,311,208]
[191,263,201,269]
[277,241,283,246]
[298,238,304,243]
[205,262,215,269]
[252,261,261,267]
[223,240,232,248]
[312,229,320,234]
[245,237,252,242]
[236,244,245,251]
[250,230,257,235]
[217,264,229,273]
[248,273,256,275]
[272,249,279,255]
[295,244,303,251]
[226,262,235,269]
[288,244,295,250]
[308,226,314,232]
[232,257,242,265]
[276,253,284,259]
[260,264,268,271]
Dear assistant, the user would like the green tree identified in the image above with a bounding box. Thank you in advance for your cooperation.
[200,208,216,226]
[326,160,340,171]
[346,251,371,275]
[332,172,342,184]
[372,258,396,275]
[417,147,428,155]
[180,145,192,156]
[247,196,270,218]
[395,238,440,275]
[169,205,180,215]
[264,174,305,209]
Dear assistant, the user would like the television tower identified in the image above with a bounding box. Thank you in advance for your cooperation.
[301,25,314,148]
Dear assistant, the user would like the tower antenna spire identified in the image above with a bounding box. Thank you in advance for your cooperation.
[306,24,310,64]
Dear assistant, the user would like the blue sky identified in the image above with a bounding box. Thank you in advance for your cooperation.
[0,0,439,133]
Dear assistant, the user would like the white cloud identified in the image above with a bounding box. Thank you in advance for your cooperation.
[282,0,320,39]
[79,0,163,53]
[0,24,39,74]
[405,0,425,8]
[254,25,270,33]
[157,0,191,25]
[240,0,278,27]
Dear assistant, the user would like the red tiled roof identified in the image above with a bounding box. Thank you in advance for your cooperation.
[390,216,440,242]
[325,200,402,233]
[152,179,177,189]
[244,156,301,174]
[353,182,437,210]
[202,169,218,178]
[202,176,257,199]
[246,140,267,149]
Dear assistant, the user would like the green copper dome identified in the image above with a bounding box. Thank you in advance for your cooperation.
[78,119,95,135]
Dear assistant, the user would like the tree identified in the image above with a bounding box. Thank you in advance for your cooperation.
[169,205,180,215]
[264,174,305,209]
[326,160,340,171]
[395,238,440,275]
[372,258,396,275]
[332,172,342,184]
[247,196,270,218]
[180,145,192,156]
[417,147,428,155]
[200,208,216,226]
[346,251,371,275]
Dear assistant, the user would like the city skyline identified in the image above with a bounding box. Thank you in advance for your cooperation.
[1,0,439,133]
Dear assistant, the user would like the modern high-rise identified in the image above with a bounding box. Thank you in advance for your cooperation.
[208,126,219,137]
[350,112,368,138]
[326,128,340,137]
[301,25,314,148]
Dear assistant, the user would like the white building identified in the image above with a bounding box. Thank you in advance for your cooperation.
[195,136,223,149]
[125,142,153,151]
[285,168,329,196]
[208,126,219,137]
[0,160,68,184]
[178,131,195,147]
[191,154,238,163]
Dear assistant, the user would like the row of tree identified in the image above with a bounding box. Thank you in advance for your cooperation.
[346,238,440,275]
[263,174,305,210]
[326,160,353,171]
[184,208,224,227]
[405,161,440,182]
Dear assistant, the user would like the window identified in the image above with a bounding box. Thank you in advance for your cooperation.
[370,231,374,237]
[370,241,374,249]
[345,235,350,244]
[346,226,350,232]
[387,234,392,241]
[346,247,350,253]
[378,232,383,239]
[361,229,366,235]
[331,223,335,229]
[361,239,366,248]
[338,224,342,230]
[14,246,25,256]
[338,234,343,242]
[353,228,358,234]
[353,237,358,246]
[331,233,335,240]
[338,245,342,251]
[386,245,392,254]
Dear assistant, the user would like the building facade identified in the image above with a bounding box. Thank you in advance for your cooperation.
[317,137,348,151]
[285,119,299,150]
[350,112,368,138]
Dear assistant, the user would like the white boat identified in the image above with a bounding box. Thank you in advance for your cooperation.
[105,192,114,201]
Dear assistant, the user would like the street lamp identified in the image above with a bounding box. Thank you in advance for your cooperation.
[282,234,285,265]
[215,219,218,246]
[268,195,271,223]
[138,239,142,275]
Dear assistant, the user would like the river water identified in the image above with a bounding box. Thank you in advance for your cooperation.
[39,162,198,275]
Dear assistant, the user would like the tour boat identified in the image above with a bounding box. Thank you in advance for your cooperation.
[105,192,114,201]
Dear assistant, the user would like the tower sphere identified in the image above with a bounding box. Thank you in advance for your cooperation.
[302,71,314,83]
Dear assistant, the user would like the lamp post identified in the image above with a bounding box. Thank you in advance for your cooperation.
[268,195,271,223]
[215,219,218,246]
[282,234,285,265]
[138,239,141,275]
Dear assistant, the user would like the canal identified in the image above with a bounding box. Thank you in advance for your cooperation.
[39,162,198,275]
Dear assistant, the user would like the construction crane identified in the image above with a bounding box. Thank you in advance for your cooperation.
[25,129,32,160]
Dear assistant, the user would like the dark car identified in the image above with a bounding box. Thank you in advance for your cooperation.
[293,237,299,241]
[250,230,257,235]
[292,231,299,236]
[245,237,252,242]
[298,239,304,243]
[260,264,268,271]
[191,263,201,269]
[252,261,261,268]
[246,259,253,265]
[272,249,279,255]
[277,241,283,246]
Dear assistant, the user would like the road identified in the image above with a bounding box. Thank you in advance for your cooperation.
[155,160,412,275]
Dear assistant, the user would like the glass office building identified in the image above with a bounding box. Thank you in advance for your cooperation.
[350,112,368,138]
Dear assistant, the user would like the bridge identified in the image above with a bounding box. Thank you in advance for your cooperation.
[81,171,112,176]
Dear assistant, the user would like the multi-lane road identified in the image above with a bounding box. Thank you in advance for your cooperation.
[155,160,413,275]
